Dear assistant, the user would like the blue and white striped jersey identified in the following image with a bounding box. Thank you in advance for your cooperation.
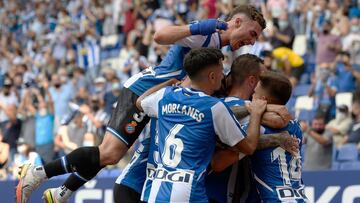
[114,33,222,194]
[249,120,307,202]
[140,86,246,203]
[206,96,247,203]
[115,119,157,193]
[124,33,222,96]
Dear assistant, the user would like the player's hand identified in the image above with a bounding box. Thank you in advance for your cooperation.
[189,19,228,36]
[279,131,299,156]
[248,99,267,116]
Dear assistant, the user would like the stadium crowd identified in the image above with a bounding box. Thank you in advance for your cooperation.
[0,0,360,182]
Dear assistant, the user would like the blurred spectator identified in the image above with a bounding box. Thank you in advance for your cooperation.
[341,98,360,149]
[80,95,110,145]
[91,76,107,98]
[316,21,342,65]
[104,83,121,114]
[200,0,217,19]
[24,81,55,164]
[272,47,305,86]
[0,132,9,180]
[261,50,274,71]
[309,65,337,121]
[12,138,42,178]
[266,0,288,19]
[54,112,87,155]
[333,51,360,93]
[72,30,101,78]
[252,33,273,55]
[72,67,88,91]
[325,105,353,148]
[342,16,360,65]
[303,113,332,171]
[0,78,20,160]
[269,11,295,49]
[102,67,120,91]
[49,74,75,129]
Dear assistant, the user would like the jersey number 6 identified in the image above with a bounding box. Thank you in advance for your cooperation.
[162,124,184,168]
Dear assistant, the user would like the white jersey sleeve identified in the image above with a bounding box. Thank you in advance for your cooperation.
[211,102,246,147]
[175,32,221,49]
[140,87,166,118]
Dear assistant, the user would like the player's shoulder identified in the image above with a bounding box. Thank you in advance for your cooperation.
[222,96,247,107]
[286,119,303,136]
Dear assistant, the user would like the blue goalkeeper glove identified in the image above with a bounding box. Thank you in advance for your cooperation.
[189,19,228,36]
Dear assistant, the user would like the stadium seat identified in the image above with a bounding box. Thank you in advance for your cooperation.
[305,63,316,74]
[294,96,314,118]
[100,35,119,48]
[331,144,340,170]
[108,169,122,177]
[335,92,353,111]
[293,84,311,97]
[98,169,110,177]
[292,35,307,56]
[298,73,310,85]
[337,144,358,161]
[331,161,340,170]
[286,97,296,118]
[298,109,314,121]
[339,161,360,170]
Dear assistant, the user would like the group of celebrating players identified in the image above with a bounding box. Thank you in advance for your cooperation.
[16,5,307,203]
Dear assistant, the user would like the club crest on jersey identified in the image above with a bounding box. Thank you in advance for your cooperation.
[125,121,137,134]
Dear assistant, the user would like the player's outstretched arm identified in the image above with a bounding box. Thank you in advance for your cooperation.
[266,104,292,123]
[136,78,179,111]
[257,132,299,155]
[231,104,290,128]
[233,99,267,155]
[211,131,299,172]
[230,106,250,120]
[262,112,289,129]
[154,19,228,45]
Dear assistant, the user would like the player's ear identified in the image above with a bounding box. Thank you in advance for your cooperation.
[235,17,242,28]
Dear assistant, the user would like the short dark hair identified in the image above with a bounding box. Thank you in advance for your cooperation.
[259,71,292,105]
[339,51,351,57]
[313,112,326,121]
[227,5,266,29]
[183,48,224,80]
[260,50,273,58]
[230,54,263,86]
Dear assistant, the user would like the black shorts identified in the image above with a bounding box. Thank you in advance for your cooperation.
[107,88,150,148]
[113,183,144,203]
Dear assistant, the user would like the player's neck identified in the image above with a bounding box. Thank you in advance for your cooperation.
[227,86,251,100]
[219,32,230,47]
[190,82,214,96]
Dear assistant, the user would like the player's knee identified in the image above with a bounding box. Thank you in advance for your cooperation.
[99,132,128,165]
